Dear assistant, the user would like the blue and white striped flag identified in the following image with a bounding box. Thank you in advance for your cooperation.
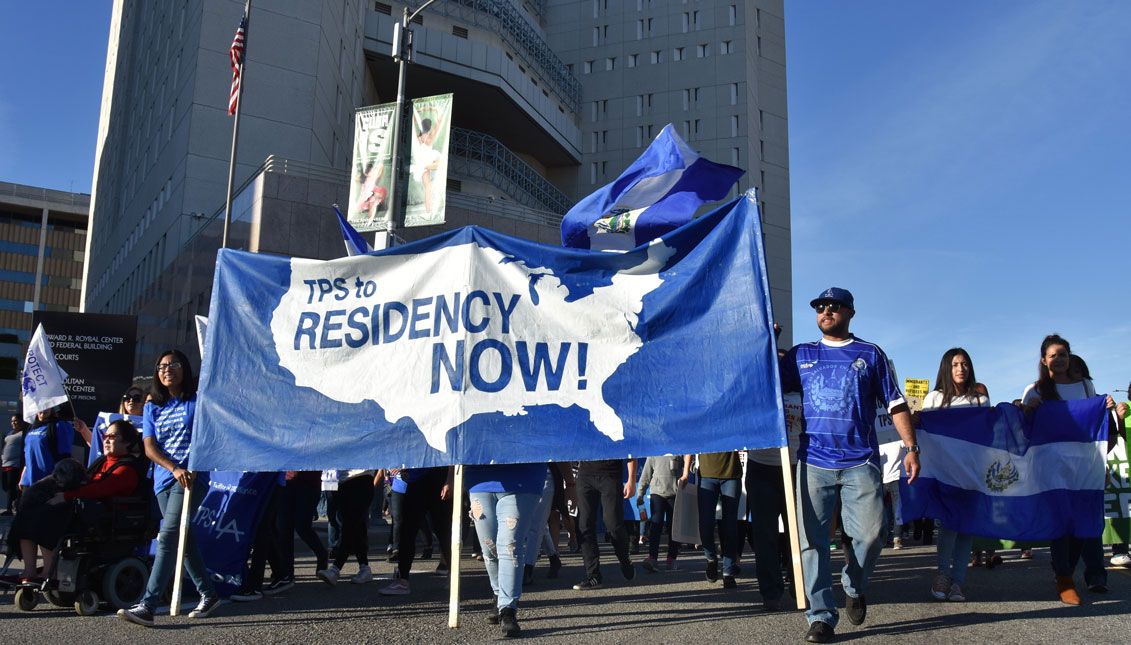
[560,124,744,250]
[900,399,1109,540]
[334,204,374,256]
[21,323,70,423]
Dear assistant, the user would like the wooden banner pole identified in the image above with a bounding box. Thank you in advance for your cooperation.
[779,447,806,610]
[169,475,194,616]
[447,465,464,628]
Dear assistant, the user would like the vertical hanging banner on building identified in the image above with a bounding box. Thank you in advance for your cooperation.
[405,93,452,228]
[32,312,137,425]
[348,103,396,232]
[190,191,785,472]
[348,94,452,233]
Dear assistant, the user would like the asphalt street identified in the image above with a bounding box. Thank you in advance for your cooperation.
[2,521,1129,644]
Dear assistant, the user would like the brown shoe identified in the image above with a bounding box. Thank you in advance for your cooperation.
[1056,575,1081,605]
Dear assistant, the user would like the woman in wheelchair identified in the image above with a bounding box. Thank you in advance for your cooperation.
[7,419,145,583]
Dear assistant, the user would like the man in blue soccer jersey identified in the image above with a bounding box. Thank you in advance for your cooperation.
[780,287,920,644]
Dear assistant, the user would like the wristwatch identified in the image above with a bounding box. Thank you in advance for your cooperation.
[905,444,920,454]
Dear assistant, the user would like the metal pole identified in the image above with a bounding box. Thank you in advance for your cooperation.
[384,10,410,249]
[383,0,440,249]
[222,0,251,249]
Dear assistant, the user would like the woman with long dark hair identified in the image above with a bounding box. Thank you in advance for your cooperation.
[118,350,220,626]
[921,348,989,602]
[1020,335,1116,604]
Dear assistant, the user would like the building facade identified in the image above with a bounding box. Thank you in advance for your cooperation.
[85,0,791,369]
[0,181,89,413]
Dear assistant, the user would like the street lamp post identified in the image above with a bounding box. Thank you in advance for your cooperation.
[383,0,440,248]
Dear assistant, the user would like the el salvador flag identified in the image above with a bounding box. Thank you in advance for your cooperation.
[900,399,1110,540]
[560,124,744,250]
[334,204,374,256]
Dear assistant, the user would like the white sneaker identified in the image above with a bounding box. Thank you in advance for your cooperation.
[351,566,373,584]
[316,565,340,586]
[1111,553,1131,567]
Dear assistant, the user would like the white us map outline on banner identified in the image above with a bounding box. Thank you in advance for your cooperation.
[270,239,676,451]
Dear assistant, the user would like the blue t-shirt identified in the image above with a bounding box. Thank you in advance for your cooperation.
[143,396,197,494]
[20,420,74,486]
[781,337,904,470]
[391,467,430,494]
[465,463,549,493]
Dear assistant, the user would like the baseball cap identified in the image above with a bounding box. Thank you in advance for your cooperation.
[809,287,854,310]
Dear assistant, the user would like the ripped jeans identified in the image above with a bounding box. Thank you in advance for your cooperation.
[469,491,540,610]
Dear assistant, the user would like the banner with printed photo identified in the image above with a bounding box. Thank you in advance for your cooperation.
[348,103,396,233]
[189,191,785,472]
[405,93,452,228]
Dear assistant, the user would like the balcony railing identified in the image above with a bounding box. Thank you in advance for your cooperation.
[428,0,580,112]
[450,127,572,215]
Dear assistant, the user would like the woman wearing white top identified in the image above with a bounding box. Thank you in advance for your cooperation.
[1020,334,1116,605]
[921,348,988,603]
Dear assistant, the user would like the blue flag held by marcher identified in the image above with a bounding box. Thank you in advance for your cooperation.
[900,399,1109,540]
[334,204,374,256]
[560,124,743,250]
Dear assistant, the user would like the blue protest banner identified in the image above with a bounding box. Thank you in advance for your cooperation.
[191,471,278,596]
[189,190,784,472]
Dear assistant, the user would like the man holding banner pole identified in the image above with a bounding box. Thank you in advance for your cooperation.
[781,288,919,644]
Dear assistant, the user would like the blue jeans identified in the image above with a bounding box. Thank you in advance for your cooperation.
[797,462,885,628]
[523,471,556,566]
[697,477,740,576]
[470,491,539,610]
[142,480,215,608]
[936,526,973,584]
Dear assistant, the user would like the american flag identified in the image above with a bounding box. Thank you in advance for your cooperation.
[228,15,247,115]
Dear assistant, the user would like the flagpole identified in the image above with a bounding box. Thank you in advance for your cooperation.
[221,0,251,249]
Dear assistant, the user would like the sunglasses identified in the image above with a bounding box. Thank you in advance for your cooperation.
[122,394,144,402]
[156,361,182,373]
[104,433,120,440]
[814,303,844,314]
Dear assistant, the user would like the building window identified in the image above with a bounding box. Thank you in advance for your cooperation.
[681,12,689,33]
[636,19,643,40]
[730,83,738,105]
[697,43,709,57]
[731,115,739,137]
[682,89,690,111]
[593,27,600,46]
[591,162,598,184]
[628,54,638,68]
[721,40,733,54]
[650,50,661,64]
[673,47,684,61]
[729,4,737,26]
[591,132,599,153]
[606,57,615,71]
[584,60,593,74]
[692,10,699,30]
[635,126,643,147]
[635,95,643,116]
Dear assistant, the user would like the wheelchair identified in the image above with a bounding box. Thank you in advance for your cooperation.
[4,495,158,615]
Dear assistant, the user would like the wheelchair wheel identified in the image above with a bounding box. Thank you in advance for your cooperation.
[102,557,149,610]
[44,589,76,607]
[14,586,39,611]
[74,589,100,616]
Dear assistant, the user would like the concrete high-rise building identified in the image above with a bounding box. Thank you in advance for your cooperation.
[84,0,790,367]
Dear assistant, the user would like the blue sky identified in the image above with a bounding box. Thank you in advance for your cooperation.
[1,1,1128,400]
